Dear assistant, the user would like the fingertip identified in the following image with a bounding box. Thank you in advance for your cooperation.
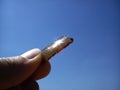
[21,48,41,59]
[31,61,51,80]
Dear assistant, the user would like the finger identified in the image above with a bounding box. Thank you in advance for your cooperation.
[20,80,39,90]
[0,48,42,89]
[6,80,39,90]
[31,60,51,80]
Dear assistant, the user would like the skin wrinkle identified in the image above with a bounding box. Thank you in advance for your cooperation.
[0,56,35,89]
[0,56,27,89]
[0,49,51,89]
[0,56,26,66]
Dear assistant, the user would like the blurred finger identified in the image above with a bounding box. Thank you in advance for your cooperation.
[7,80,39,90]
[0,48,42,89]
[20,80,39,90]
[31,60,51,80]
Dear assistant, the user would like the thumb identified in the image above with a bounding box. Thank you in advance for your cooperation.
[0,48,42,89]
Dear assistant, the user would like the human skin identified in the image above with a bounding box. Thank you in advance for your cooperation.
[0,48,51,90]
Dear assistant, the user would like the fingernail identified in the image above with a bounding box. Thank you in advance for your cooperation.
[21,48,41,59]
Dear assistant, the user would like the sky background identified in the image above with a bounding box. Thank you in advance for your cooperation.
[0,0,120,90]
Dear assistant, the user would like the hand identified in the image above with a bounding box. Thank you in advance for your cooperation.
[0,48,51,90]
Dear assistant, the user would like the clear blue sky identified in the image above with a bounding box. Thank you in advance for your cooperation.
[0,0,120,90]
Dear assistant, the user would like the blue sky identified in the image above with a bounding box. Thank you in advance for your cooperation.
[0,0,120,90]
